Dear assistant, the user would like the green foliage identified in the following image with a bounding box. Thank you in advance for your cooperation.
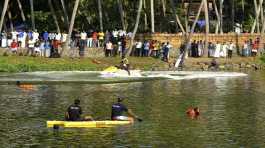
[3,0,258,33]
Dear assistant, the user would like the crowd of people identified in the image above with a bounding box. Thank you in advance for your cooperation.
[186,38,261,58]
[0,29,133,58]
[0,29,262,60]
[104,39,173,62]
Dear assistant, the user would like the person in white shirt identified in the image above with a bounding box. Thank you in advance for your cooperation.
[105,41,113,57]
[227,41,235,59]
[11,31,18,41]
[220,42,227,58]
[49,32,56,40]
[214,41,221,58]
[33,30,39,43]
[1,32,7,48]
[135,41,142,56]
[27,38,35,56]
[55,33,62,41]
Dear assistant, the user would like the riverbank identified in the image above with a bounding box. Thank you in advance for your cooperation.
[0,55,264,72]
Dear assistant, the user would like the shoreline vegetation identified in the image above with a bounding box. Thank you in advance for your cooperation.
[0,55,264,73]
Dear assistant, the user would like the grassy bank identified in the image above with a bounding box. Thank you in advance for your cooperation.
[0,55,264,73]
[0,56,168,72]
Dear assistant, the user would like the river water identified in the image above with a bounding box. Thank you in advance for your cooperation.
[0,71,264,147]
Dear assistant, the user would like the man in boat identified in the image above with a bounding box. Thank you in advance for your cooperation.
[65,99,93,121]
[111,97,141,122]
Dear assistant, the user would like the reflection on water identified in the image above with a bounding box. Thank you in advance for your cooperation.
[0,71,265,147]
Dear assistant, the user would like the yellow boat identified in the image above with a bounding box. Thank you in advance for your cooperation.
[47,120,132,128]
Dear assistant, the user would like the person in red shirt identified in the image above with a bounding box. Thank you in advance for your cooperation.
[10,39,18,54]
[52,40,61,58]
[92,31,98,47]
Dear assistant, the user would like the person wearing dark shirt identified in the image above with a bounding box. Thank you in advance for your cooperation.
[65,99,83,121]
[111,97,142,122]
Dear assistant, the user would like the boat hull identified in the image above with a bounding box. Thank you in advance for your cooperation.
[47,120,132,128]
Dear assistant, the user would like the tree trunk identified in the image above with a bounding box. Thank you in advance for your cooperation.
[7,9,13,31]
[48,0,61,33]
[161,0,166,17]
[261,0,264,25]
[16,0,25,22]
[61,0,80,56]
[259,12,265,55]
[143,0,148,31]
[213,0,220,34]
[98,0,103,32]
[125,0,143,57]
[60,0,69,29]
[251,0,263,34]
[150,0,155,33]
[219,0,223,34]
[254,0,260,33]
[203,0,209,57]
[0,0,9,32]
[29,0,35,30]
[169,0,185,34]
[180,0,204,67]
[231,0,235,32]
[117,0,125,31]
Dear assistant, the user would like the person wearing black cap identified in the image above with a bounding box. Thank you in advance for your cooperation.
[65,99,83,121]
[111,97,142,122]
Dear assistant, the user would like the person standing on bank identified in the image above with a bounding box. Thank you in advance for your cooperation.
[111,97,142,122]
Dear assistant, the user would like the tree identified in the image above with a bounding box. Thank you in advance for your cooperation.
[203,0,209,57]
[7,8,13,31]
[251,0,263,33]
[150,0,155,33]
[30,0,35,30]
[169,0,185,34]
[48,0,60,33]
[180,0,204,67]
[60,0,69,29]
[16,0,26,22]
[125,0,143,57]
[61,0,80,55]
[219,0,223,34]
[0,0,9,32]
[117,0,126,31]
[98,0,103,32]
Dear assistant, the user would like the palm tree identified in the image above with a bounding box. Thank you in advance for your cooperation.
[60,0,69,29]
[219,0,223,34]
[29,0,35,30]
[150,0,155,33]
[117,0,126,31]
[7,8,13,31]
[251,0,263,33]
[125,0,143,57]
[98,0,103,32]
[169,0,185,34]
[203,0,209,57]
[48,0,60,33]
[0,0,9,32]
[213,0,221,34]
[61,0,80,56]
[16,0,25,22]
[161,0,166,17]
[179,0,204,67]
